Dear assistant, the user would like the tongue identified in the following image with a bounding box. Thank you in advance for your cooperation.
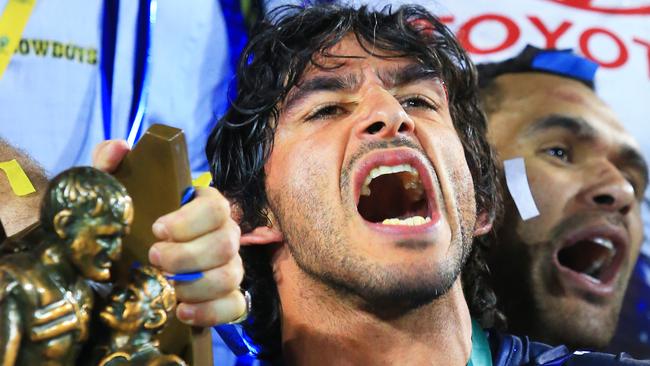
[557,240,616,280]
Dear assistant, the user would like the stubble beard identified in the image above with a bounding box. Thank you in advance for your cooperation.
[268,143,475,316]
[494,209,627,349]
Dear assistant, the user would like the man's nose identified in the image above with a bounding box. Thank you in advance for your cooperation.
[577,160,635,215]
[353,88,415,140]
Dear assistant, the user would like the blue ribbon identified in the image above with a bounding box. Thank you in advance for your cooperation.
[100,0,157,146]
[215,323,261,358]
[100,0,119,141]
[126,0,157,146]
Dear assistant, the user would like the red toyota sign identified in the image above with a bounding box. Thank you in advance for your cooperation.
[544,0,650,15]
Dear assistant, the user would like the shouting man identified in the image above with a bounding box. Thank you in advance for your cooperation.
[479,47,648,350]
[206,4,645,365]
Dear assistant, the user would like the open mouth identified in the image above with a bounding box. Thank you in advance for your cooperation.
[356,163,432,226]
[557,237,618,282]
[554,226,627,290]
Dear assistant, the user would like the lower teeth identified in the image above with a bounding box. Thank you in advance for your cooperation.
[381,216,430,226]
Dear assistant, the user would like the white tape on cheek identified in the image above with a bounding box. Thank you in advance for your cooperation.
[503,157,540,221]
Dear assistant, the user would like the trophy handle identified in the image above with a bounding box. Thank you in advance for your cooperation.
[113,124,212,365]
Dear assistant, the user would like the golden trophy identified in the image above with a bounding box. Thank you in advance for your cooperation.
[0,167,133,365]
[0,125,210,365]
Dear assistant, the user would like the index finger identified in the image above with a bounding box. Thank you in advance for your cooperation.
[153,186,231,242]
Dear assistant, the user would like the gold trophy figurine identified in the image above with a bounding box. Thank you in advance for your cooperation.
[0,167,133,366]
[97,265,187,366]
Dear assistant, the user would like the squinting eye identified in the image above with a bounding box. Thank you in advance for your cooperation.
[400,96,437,111]
[306,105,345,121]
[545,146,570,162]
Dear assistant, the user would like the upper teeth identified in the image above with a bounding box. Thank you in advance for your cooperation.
[361,164,419,196]
[583,237,617,279]
[592,237,614,251]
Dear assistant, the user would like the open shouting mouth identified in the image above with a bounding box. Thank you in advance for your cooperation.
[553,223,628,296]
[353,149,440,233]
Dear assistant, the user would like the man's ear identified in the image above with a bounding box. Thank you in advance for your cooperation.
[240,209,283,246]
[53,209,73,239]
[144,308,167,330]
[241,226,283,245]
[473,210,493,236]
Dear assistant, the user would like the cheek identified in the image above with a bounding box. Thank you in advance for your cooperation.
[266,130,345,196]
[418,127,475,201]
[512,162,577,244]
[71,236,94,259]
[525,162,577,219]
[628,206,644,255]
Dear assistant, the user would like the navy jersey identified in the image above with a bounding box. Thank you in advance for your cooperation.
[217,326,650,365]
[490,331,650,365]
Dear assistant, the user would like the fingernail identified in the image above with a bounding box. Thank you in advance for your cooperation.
[178,305,195,324]
[149,246,161,266]
[152,221,168,240]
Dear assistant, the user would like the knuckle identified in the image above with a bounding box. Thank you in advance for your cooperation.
[215,267,233,285]
[207,196,230,222]
[228,227,241,253]
[215,231,238,261]
[210,186,227,202]
[229,220,242,237]
[232,264,245,286]
[218,263,243,289]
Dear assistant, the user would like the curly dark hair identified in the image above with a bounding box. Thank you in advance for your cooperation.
[206,3,503,361]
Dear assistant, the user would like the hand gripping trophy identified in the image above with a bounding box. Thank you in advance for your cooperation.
[0,167,133,365]
[1,125,207,365]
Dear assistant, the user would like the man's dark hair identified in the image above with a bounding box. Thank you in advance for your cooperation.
[207,4,502,360]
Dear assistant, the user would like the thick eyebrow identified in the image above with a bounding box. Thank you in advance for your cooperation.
[283,73,360,112]
[619,146,649,190]
[523,114,597,139]
[378,63,441,89]
[282,63,441,113]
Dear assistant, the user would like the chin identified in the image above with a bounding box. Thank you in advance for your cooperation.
[321,256,462,314]
[532,293,620,350]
